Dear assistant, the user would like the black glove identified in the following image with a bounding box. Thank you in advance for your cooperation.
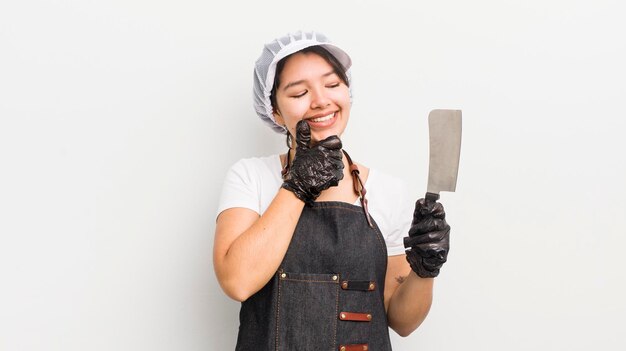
[403,195,450,278]
[281,120,344,205]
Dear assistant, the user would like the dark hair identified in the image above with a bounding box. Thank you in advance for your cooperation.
[270,45,350,113]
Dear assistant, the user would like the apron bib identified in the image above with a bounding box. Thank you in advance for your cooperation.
[236,201,392,351]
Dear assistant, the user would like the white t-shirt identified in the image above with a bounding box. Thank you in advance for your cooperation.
[217,155,413,256]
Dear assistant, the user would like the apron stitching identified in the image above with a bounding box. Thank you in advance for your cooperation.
[275,272,281,351]
[311,205,363,214]
[281,279,338,283]
[371,225,387,256]
[333,280,339,351]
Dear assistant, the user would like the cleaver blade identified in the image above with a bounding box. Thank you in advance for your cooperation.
[425,109,462,202]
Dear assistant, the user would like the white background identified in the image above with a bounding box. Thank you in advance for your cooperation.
[1,0,625,350]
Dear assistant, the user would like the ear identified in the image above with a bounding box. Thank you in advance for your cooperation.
[273,109,285,126]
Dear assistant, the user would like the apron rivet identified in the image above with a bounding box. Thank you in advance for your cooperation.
[340,313,346,319]
[369,282,375,290]
[367,314,372,320]
[340,346,346,351]
[363,346,368,350]
[280,273,286,279]
[332,275,338,281]
[341,281,348,289]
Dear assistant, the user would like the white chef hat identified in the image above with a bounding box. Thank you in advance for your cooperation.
[252,31,352,134]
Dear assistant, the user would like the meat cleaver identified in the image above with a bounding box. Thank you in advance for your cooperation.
[425,109,462,203]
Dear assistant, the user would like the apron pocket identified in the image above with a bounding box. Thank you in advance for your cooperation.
[276,271,340,351]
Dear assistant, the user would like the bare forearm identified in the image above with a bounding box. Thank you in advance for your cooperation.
[215,189,305,301]
[387,272,434,337]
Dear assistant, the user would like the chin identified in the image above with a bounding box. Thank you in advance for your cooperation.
[312,131,342,143]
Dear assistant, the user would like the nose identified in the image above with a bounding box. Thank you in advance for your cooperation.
[309,88,331,109]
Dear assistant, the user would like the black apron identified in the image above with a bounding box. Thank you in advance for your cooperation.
[236,157,392,351]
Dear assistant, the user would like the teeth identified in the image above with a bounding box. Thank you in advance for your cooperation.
[310,112,335,122]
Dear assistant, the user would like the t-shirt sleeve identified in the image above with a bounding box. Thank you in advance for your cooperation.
[367,170,414,256]
[216,159,261,219]
[384,180,413,256]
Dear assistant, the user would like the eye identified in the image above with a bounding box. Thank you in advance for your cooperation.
[291,90,307,98]
[326,82,341,88]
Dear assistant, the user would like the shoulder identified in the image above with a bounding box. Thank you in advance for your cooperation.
[224,154,283,189]
[229,154,281,177]
[224,154,283,193]
[367,168,410,199]
[217,154,282,218]
[367,168,412,219]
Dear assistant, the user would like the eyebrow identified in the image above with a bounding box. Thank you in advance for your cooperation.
[281,71,337,91]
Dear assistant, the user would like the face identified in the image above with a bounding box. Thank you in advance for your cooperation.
[273,52,351,145]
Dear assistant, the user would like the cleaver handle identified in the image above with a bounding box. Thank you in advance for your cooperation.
[425,192,440,203]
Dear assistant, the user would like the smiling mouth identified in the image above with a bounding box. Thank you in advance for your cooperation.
[308,112,336,123]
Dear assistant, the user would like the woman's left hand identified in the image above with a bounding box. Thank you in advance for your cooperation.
[403,198,450,278]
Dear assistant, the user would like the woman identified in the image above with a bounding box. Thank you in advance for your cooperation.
[214,31,450,350]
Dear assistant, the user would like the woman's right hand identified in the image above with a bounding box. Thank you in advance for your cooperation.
[282,120,344,205]
[215,120,343,301]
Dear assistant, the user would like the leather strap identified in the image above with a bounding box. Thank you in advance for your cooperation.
[342,150,374,228]
[339,344,369,351]
[340,280,376,291]
[281,148,292,179]
[338,311,372,322]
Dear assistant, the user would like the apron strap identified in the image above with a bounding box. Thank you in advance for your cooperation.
[342,150,374,228]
